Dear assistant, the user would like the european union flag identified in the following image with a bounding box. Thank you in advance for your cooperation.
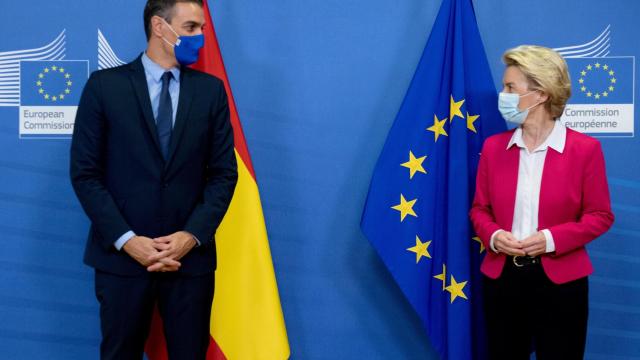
[565,57,633,104]
[360,0,505,358]
[20,60,88,106]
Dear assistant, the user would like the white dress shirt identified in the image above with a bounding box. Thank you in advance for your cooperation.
[490,121,567,253]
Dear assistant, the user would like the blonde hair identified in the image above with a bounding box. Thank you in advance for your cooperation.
[503,45,571,118]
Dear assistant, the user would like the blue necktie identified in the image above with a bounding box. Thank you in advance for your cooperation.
[157,71,173,161]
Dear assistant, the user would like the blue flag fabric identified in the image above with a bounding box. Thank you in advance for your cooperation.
[361,0,505,358]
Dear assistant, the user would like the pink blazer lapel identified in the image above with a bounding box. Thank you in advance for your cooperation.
[538,147,565,230]
[497,144,520,231]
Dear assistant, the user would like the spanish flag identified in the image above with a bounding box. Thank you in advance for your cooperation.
[145,1,290,359]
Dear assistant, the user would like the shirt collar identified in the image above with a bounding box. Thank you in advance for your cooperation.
[141,52,180,84]
[507,121,566,153]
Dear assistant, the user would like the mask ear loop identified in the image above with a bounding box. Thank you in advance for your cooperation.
[520,90,544,112]
[160,17,181,46]
[525,101,543,112]
[519,90,537,98]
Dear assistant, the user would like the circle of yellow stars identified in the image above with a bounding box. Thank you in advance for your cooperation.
[578,62,615,100]
[389,94,486,304]
[36,65,72,102]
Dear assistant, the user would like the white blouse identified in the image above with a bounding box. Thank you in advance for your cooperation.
[490,121,567,254]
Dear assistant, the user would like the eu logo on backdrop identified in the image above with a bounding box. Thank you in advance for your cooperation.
[19,60,89,138]
[561,57,635,137]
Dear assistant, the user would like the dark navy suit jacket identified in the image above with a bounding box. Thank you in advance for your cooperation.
[70,55,237,276]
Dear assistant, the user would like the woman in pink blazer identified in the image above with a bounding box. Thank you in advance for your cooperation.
[470,46,614,360]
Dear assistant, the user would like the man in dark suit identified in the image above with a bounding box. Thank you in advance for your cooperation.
[70,1,237,359]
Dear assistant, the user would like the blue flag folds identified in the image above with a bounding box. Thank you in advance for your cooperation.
[361,0,505,358]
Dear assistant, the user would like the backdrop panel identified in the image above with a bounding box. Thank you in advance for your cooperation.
[0,1,637,359]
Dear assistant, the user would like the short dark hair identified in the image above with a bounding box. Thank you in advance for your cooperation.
[143,0,203,40]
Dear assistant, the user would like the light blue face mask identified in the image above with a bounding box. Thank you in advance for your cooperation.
[498,91,540,125]
[161,18,204,66]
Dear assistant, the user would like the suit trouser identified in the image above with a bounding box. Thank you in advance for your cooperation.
[483,259,588,360]
[95,270,215,360]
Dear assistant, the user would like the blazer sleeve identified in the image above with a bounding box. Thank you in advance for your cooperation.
[69,72,132,250]
[183,79,238,245]
[548,141,614,255]
[470,139,502,249]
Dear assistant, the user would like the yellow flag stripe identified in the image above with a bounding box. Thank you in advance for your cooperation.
[211,151,290,359]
